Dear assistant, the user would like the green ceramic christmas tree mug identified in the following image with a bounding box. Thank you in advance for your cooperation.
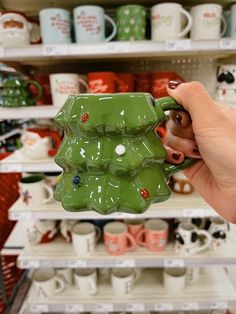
[54,93,196,215]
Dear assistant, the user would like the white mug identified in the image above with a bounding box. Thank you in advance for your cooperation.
[74,268,97,295]
[27,219,57,244]
[190,4,227,40]
[216,64,236,102]
[163,267,186,293]
[151,3,192,41]
[72,222,101,256]
[175,222,212,255]
[73,5,117,43]
[56,268,73,288]
[207,217,229,249]
[60,219,79,242]
[32,268,65,299]
[19,175,53,207]
[50,73,88,108]
[111,268,140,295]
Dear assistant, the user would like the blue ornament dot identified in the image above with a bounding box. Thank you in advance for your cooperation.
[73,175,81,186]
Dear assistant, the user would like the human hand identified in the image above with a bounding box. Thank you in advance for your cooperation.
[164,81,236,223]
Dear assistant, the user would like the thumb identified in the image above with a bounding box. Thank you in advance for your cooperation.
[167,81,217,123]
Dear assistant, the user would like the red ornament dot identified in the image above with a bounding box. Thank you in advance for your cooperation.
[81,112,89,123]
[140,188,150,199]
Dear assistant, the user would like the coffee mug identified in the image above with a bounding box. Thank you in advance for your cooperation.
[216,64,236,101]
[136,219,168,251]
[27,219,57,244]
[104,221,136,255]
[0,12,32,47]
[74,268,97,295]
[39,8,72,44]
[124,219,145,238]
[88,72,125,93]
[50,73,88,108]
[163,267,186,294]
[135,73,151,92]
[150,72,184,98]
[111,268,140,295]
[60,219,78,242]
[73,5,116,43]
[117,73,135,92]
[117,5,146,41]
[2,79,42,107]
[32,268,65,299]
[54,93,195,215]
[151,3,192,41]
[206,217,229,249]
[19,175,53,207]
[190,4,227,40]
[72,222,101,256]
[56,268,73,289]
[30,75,52,105]
[21,129,61,159]
[175,222,212,255]
[44,172,61,190]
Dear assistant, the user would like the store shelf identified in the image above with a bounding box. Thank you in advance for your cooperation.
[0,150,60,173]
[27,267,236,312]
[17,233,236,269]
[9,192,216,220]
[0,40,236,64]
[0,106,59,120]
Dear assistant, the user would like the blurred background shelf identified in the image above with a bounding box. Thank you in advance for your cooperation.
[0,106,59,120]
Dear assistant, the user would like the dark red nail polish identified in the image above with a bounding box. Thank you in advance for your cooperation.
[193,146,200,154]
[175,114,182,126]
[168,80,182,89]
[172,152,181,160]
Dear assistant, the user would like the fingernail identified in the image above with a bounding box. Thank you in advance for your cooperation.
[193,146,200,154]
[168,80,182,90]
[175,114,182,126]
[172,152,181,161]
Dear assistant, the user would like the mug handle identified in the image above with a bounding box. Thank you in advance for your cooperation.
[78,77,89,93]
[54,276,65,294]
[220,15,227,37]
[104,14,117,42]
[125,232,137,252]
[154,97,196,178]
[26,80,43,102]
[192,230,212,255]
[178,8,193,38]
[135,229,146,247]
[89,277,97,294]
[42,184,54,204]
[95,226,102,242]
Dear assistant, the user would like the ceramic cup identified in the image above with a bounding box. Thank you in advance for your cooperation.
[163,267,186,294]
[0,12,32,47]
[50,73,88,108]
[59,219,78,242]
[135,73,151,92]
[175,222,212,255]
[72,222,101,256]
[111,268,140,295]
[190,4,227,40]
[19,175,53,207]
[26,219,57,244]
[73,5,116,43]
[88,72,125,93]
[39,8,72,44]
[104,221,136,255]
[117,73,135,92]
[136,219,168,252]
[123,219,145,238]
[150,72,184,98]
[151,3,192,41]
[206,217,229,249]
[56,268,73,289]
[74,268,97,295]
[216,64,236,101]
[116,5,146,41]
[44,172,61,190]
[170,171,194,194]
[32,268,65,299]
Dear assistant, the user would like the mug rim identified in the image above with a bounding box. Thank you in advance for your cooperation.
[74,268,96,277]
[73,5,104,12]
[40,8,70,14]
[112,268,134,278]
[117,4,146,11]
[72,222,95,235]
[104,221,127,235]
[179,221,196,231]
[20,175,45,184]
[151,2,183,9]
[145,219,168,231]
[191,3,222,10]
[34,268,56,282]
[164,267,186,277]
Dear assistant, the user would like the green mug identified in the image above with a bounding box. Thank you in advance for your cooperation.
[1,79,43,107]
[116,5,146,41]
[54,93,195,215]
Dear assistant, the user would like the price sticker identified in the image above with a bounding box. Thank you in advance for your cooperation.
[30,304,49,312]
[164,259,185,268]
[126,303,145,311]
[0,163,23,173]
[210,301,228,309]
[94,304,113,312]
[68,260,88,268]
[181,302,199,310]
[65,304,85,312]
[183,209,205,217]
[165,40,191,51]
[11,211,31,220]
[43,45,68,56]
[220,39,236,49]
[115,259,136,267]
[154,303,174,311]
[20,260,40,268]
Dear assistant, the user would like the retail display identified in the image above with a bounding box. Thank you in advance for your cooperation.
[26,219,57,244]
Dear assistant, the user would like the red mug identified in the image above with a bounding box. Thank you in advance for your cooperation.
[88,72,125,93]
[150,72,184,98]
[30,75,52,105]
[135,73,151,93]
[117,73,135,92]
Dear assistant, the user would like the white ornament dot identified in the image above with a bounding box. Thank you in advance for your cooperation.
[115,144,126,156]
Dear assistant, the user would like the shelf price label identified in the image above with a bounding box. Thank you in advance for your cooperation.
[30,304,49,312]
[210,301,228,309]
[65,304,85,312]
[154,303,174,311]
[126,303,146,311]
[165,40,191,51]
[220,39,236,49]
[181,302,199,310]
[10,211,32,220]
[20,260,40,268]
[115,259,136,267]
[43,45,68,56]
[183,208,205,217]
[164,259,185,268]
[94,304,113,312]
[68,260,88,268]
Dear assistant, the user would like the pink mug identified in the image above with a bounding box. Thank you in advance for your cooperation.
[104,221,136,255]
[124,219,145,238]
[136,219,169,252]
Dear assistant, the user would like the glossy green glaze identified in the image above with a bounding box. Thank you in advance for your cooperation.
[54,93,195,215]
[2,79,42,107]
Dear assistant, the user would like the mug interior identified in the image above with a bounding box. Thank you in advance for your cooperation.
[20,175,44,184]
[44,172,62,177]
[145,219,168,231]
[164,267,186,277]
[112,268,133,278]
[73,222,95,235]
[74,268,95,277]
[104,222,126,234]
[124,219,145,226]
[34,268,55,282]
